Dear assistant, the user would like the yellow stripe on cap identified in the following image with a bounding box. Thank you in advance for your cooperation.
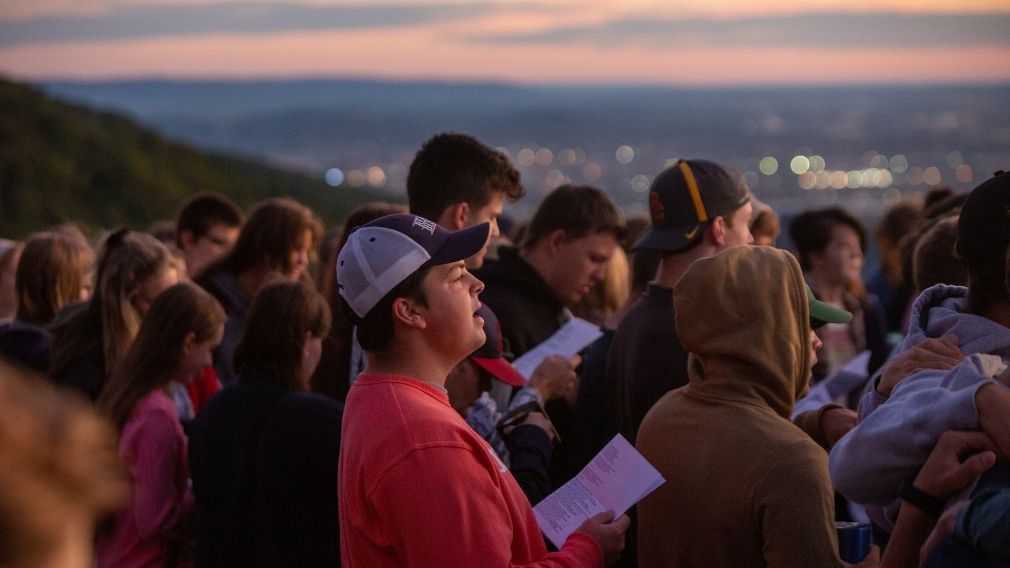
[678,160,708,223]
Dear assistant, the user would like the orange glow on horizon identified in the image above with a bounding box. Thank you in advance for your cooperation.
[4,28,1010,85]
[2,0,1009,84]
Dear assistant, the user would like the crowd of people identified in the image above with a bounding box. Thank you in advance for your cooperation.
[0,130,1008,568]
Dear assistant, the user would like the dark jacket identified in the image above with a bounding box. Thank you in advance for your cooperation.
[188,375,343,567]
[606,283,689,443]
[196,270,249,386]
[477,246,579,487]
[0,321,52,374]
[49,302,107,401]
[476,246,568,357]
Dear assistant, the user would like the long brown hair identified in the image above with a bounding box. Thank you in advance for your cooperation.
[206,197,322,278]
[98,282,225,431]
[50,230,174,382]
[233,279,330,391]
[15,232,94,325]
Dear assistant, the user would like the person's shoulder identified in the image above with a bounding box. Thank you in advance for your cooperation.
[759,418,829,461]
[200,380,271,410]
[637,389,689,434]
[123,391,181,441]
[132,390,178,419]
[613,293,679,348]
[476,248,542,292]
[758,432,831,492]
[53,352,105,397]
[347,377,456,435]
[475,246,519,274]
[49,300,89,333]
[347,383,488,480]
[626,298,676,331]
[273,391,343,422]
[196,269,243,309]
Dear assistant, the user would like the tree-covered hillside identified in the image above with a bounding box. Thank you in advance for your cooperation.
[0,77,390,238]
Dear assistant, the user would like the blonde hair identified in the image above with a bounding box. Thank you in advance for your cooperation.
[51,230,174,383]
[15,232,94,325]
[0,362,128,567]
[572,247,631,325]
[601,247,631,317]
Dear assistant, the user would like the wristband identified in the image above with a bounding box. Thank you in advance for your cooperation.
[898,480,945,518]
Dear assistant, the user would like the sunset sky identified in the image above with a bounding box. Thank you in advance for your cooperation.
[2,0,1009,85]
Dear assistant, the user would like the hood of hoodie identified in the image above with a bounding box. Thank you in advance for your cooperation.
[902,284,1010,358]
[674,246,812,420]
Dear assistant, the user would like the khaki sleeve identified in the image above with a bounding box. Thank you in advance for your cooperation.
[755,442,844,568]
[792,404,842,452]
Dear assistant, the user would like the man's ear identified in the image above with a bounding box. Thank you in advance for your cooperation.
[438,202,469,231]
[182,331,196,354]
[391,297,427,330]
[708,217,727,248]
[545,228,568,256]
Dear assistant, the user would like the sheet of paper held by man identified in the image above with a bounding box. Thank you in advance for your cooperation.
[512,317,603,380]
[533,434,665,549]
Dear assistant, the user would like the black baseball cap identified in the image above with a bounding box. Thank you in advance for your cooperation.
[634,159,751,252]
[956,170,1010,269]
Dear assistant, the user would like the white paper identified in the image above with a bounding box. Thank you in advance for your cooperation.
[533,434,665,549]
[512,317,603,380]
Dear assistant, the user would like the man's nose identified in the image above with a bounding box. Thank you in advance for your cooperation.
[470,274,485,295]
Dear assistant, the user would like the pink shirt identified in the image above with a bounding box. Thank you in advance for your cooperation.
[339,373,602,568]
[98,390,194,568]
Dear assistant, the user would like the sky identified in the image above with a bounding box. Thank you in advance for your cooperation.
[2,0,1010,85]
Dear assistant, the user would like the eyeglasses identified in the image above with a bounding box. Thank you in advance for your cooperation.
[200,233,233,248]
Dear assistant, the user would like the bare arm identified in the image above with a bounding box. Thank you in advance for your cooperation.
[881,431,997,568]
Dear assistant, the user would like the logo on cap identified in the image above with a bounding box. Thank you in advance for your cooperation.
[412,216,437,234]
[649,192,666,222]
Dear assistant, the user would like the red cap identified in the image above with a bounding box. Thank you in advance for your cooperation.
[470,305,526,387]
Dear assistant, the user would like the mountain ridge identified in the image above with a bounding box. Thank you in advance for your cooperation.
[1,77,386,238]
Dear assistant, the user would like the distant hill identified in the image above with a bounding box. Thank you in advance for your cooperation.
[0,77,388,238]
[39,78,1010,221]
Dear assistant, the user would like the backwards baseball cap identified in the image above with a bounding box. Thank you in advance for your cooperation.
[469,305,526,387]
[807,286,853,329]
[634,159,751,252]
[956,170,1010,269]
[337,214,491,319]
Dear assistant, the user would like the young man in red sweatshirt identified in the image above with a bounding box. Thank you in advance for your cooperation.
[336,213,628,567]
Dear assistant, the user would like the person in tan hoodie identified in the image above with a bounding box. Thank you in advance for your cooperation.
[637,245,879,568]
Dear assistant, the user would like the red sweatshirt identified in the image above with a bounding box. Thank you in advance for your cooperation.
[339,373,603,568]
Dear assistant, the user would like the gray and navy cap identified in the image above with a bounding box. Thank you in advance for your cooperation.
[337,214,490,318]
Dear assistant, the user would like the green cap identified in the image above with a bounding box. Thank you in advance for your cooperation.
[807,286,853,329]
